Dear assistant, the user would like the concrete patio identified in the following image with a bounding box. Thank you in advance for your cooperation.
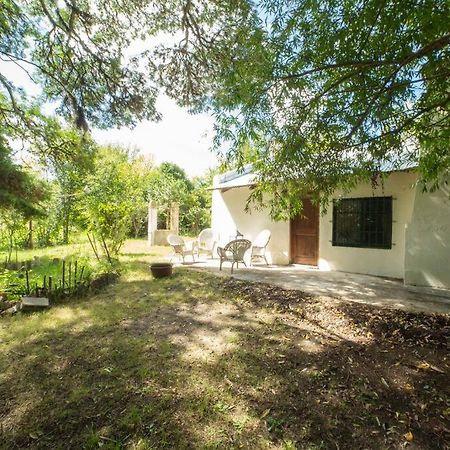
[177,258,450,314]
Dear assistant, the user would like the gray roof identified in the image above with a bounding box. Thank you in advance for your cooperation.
[213,164,256,190]
[213,161,416,190]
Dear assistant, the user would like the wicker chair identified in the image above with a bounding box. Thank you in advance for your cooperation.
[250,229,271,266]
[167,234,197,263]
[217,239,252,273]
[197,228,217,258]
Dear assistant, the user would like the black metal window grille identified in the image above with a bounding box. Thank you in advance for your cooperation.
[332,197,392,249]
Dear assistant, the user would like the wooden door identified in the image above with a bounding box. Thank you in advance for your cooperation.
[290,198,319,265]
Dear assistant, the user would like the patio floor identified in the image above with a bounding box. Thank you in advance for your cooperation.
[177,258,450,314]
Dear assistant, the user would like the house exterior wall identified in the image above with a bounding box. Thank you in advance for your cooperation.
[212,171,450,289]
[404,180,450,289]
[318,171,418,279]
[211,184,290,264]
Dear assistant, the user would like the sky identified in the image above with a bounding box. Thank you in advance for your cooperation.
[91,94,218,177]
[0,59,219,178]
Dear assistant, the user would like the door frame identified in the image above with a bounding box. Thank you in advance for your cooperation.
[289,199,320,265]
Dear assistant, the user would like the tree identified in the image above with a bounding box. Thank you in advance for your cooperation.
[33,182,62,248]
[0,134,48,217]
[4,0,447,221]
[43,131,97,244]
[128,154,154,238]
[0,0,160,132]
[0,0,162,208]
[150,0,450,217]
[0,139,49,254]
[147,166,189,230]
[145,162,214,235]
[81,146,135,262]
[159,162,193,191]
[182,172,214,235]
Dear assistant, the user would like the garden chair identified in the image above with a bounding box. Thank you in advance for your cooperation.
[167,234,197,263]
[197,228,217,258]
[217,239,252,274]
[250,229,271,266]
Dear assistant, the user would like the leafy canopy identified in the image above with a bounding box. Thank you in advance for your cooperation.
[0,0,162,214]
[0,134,47,217]
[2,0,449,219]
[0,0,160,133]
[151,0,450,217]
[81,145,144,261]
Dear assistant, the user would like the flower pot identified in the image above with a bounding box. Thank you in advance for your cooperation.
[150,262,173,278]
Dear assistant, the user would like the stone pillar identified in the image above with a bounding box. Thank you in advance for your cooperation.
[169,202,179,235]
[148,200,158,246]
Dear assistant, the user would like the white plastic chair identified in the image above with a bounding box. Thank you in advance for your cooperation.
[167,234,196,263]
[250,229,271,266]
[197,228,217,258]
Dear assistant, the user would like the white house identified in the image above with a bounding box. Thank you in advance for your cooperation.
[211,166,450,290]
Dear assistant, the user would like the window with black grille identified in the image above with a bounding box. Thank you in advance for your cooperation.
[332,197,392,249]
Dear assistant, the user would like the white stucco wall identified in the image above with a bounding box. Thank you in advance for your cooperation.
[212,171,450,288]
[404,180,450,289]
[211,185,290,264]
[318,171,418,279]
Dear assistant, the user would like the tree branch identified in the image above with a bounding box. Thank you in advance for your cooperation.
[278,34,450,80]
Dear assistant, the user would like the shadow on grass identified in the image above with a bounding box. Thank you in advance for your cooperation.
[0,266,448,449]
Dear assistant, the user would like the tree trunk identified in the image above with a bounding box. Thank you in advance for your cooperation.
[7,231,13,263]
[63,214,69,244]
[26,220,33,249]
[133,218,140,238]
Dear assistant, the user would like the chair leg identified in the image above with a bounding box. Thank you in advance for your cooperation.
[264,254,269,266]
[231,262,234,274]
[219,258,223,271]
[242,260,247,267]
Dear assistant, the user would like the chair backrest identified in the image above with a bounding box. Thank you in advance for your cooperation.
[253,229,271,248]
[224,239,252,260]
[198,228,215,249]
[167,234,184,246]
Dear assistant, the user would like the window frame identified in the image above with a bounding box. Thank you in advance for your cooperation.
[332,196,393,249]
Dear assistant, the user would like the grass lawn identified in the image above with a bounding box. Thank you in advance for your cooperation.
[0,239,169,304]
[0,240,449,449]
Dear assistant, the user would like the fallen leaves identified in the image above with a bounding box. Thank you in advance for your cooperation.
[404,431,414,442]
[416,361,445,373]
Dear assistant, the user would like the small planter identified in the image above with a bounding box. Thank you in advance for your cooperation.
[150,262,173,279]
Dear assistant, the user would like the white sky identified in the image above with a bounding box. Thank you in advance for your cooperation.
[91,94,218,176]
[0,59,219,177]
